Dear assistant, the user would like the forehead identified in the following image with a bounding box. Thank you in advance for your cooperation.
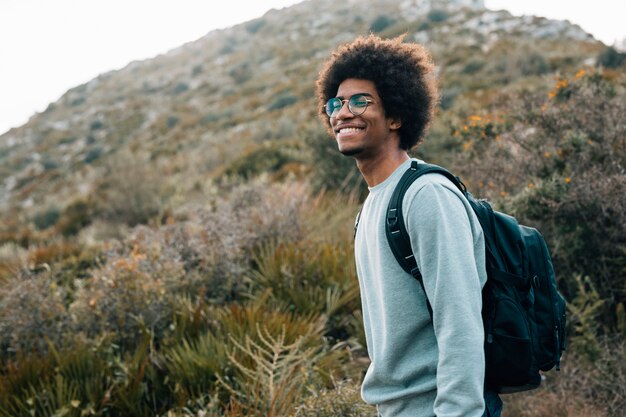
[336,78,378,98]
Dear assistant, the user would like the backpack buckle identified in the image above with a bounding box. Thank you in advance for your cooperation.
[387,208,398,228]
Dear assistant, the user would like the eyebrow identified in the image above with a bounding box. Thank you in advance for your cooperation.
[335,92,374,99]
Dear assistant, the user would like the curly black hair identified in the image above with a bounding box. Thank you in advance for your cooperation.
[315,34,439,150]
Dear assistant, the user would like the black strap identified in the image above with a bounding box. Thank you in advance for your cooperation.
[354,207,362,239]
[386,160,467,318]
[386,160,466,277]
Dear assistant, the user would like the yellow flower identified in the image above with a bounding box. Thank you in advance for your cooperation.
[528,183,534,188]
[469,115,482,121]
[565,177,571,184]
[555,79,568,89]
[544,151,551,158]
[575,69,586,79]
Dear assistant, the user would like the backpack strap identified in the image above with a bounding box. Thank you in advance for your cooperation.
[386,160,467,318]
[354,206,362,239]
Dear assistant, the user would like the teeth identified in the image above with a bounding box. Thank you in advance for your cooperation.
[339,127,362,133]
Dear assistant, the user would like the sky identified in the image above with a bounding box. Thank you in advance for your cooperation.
[0,0,624,136]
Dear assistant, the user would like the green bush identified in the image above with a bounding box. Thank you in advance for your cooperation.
[245,18,266,34]
[427,9,448,23]
[597,46,626,68]
[247,239,362,343]
[268,93,298,111]
[303,126,367,198]
[33,207,60,230]
[0,271,70,356]
[84,146,103,163]
[222,143,302,180]
[452,69,626,332]
[369,15,396,33]
[92,150,167,227]
[56,198,92,236]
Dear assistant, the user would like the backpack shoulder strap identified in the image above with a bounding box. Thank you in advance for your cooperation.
[386,160,466,278]
[386,160,466,317]
[354,206,362,239]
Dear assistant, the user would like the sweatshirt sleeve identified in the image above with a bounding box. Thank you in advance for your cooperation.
[404,179,486,417]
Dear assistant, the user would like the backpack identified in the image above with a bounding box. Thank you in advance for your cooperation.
[362,160,567,394]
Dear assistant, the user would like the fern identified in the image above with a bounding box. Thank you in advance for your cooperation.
[217,324,323,417]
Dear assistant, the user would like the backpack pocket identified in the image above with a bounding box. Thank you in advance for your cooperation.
[486,296,533,387]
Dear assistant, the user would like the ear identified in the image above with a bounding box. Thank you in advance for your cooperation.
[389,118,402,130]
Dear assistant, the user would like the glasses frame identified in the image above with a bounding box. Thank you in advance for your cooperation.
[325,94,375,118]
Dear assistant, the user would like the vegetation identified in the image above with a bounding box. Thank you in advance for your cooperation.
[0,0,623,415]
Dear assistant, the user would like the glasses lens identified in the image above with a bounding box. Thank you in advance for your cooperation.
[325,98,342,117]
[349,95,369,115]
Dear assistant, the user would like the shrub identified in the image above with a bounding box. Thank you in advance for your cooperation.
[452,69,626,330]
[0,242,28,283]
[229,63,253,84]
[83,146,104,163]
[0,342,113,417]
[303,126,367,198]
[69,257,177,350]
[216,315,332,416]
[172,82,189,95]
[90,120,104,130]
[247,239,362,343]
[295,379,376,416]
[166,115,179,128]
[369,15,396,33]
[160,297,348,409]
[502,334,625,416]
[462,59,485,74]
[33,206,60,230]
[427,9,448,23]
[222,143,302,180]
[92,150,167,226]
[56,198,92,236]
[0,271,71,355]
[597,46,626,69]
[245,18,266,34]
[268,93,298,111]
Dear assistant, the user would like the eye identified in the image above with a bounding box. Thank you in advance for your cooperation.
[325,98,343,117]
[350,95,368,108]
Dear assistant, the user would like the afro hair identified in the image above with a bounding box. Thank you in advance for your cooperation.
[315,34,439,150]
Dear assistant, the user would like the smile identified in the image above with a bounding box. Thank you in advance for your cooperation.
[337,127,365,135]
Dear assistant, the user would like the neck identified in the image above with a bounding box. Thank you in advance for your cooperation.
[356,148,410,187]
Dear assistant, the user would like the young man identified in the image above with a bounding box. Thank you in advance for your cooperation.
[315,34,502,416]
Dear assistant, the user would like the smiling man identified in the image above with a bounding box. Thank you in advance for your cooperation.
[315,35,502,417]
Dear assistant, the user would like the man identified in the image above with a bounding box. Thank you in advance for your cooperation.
[315,34,502,416]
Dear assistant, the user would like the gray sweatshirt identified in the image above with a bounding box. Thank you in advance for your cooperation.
[354,158,487,417]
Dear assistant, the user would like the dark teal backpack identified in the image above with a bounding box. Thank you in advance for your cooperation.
[375,160,567,393]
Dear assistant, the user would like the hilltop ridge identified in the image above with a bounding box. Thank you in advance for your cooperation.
[0,0,602,229]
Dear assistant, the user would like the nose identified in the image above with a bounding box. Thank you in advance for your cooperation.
[334,100,353,120]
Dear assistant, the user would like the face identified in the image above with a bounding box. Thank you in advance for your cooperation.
[329,78,401,158]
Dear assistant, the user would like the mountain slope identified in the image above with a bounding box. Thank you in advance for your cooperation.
[0,0,603,231]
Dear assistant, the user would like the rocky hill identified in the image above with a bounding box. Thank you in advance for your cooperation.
[0,0,604,233]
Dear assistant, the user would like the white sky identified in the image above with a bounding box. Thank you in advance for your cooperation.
[0,0,624,136]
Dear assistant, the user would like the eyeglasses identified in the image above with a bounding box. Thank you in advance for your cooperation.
[324,94,375,118]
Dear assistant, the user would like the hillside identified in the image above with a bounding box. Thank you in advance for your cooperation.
[2,1,625,415]
[0,0,603,234]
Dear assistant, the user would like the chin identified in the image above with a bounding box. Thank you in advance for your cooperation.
[339,147,363,157]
